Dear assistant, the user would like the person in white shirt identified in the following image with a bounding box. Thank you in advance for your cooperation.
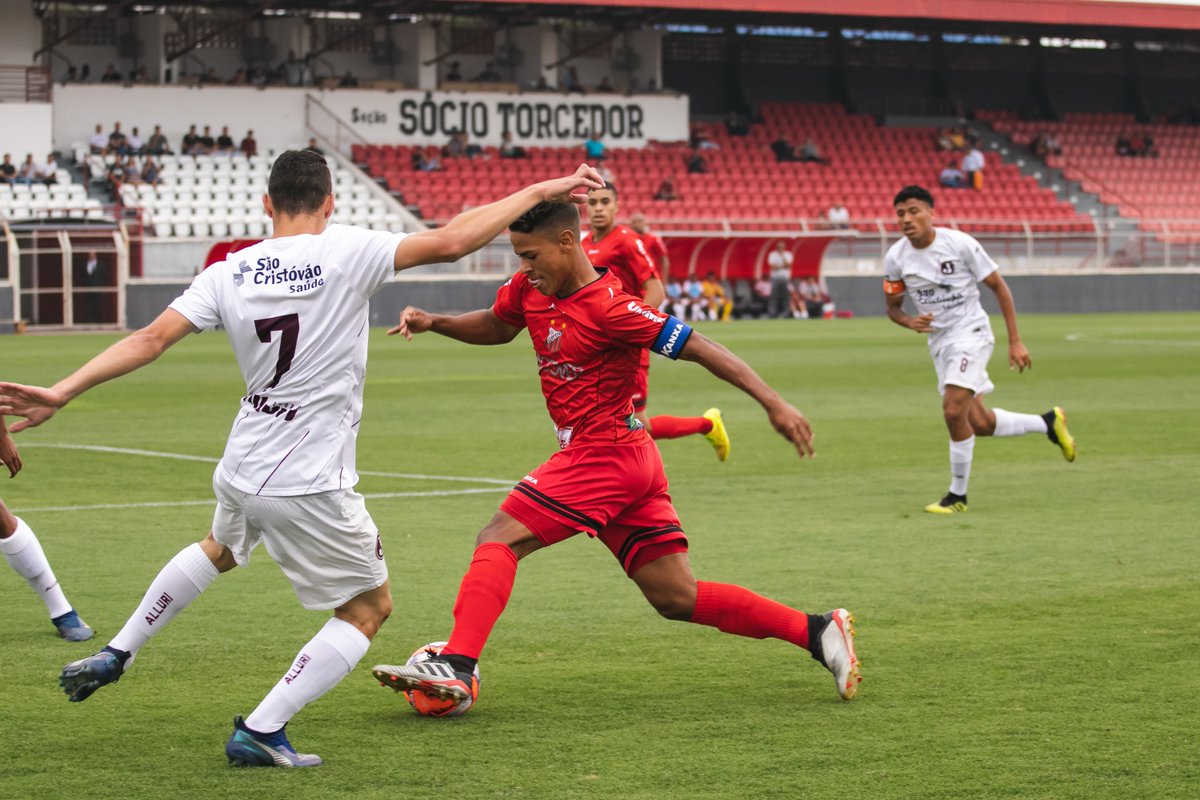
[766,241,794,318]
[826,200,850,229]
[0,150,604,767]
[88,123,107,154]
[960,144,985,190]
[883,185,1076,514]
[35,153,58,185]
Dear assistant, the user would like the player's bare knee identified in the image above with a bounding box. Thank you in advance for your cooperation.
[642,583,697,621]
[199,533,238,573]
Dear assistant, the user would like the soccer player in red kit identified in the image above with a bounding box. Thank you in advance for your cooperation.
[582,185,730,461]
[371,201,861,704]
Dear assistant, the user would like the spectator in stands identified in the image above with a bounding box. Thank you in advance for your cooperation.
[216,127,235,154]
[35,153,58,186]
[766,241,793,318]
[653,177,679,201]
[239,129,258,158]
[79,64,90,82]
[792,277,831,320]
[499,130,526,159]
[446,61,463,82]
[702,272,733,322]
[227,68,248,86]
[598,163,616,185]
[799,137,831,166]
[563,66,584,95]
[771,137,800,162]
[584,130,605,161]
[198,126,216,155]
[826,199,850,229]
[13,154,35,186]
[107,123,128,156]
[412,150,441,172]
[726,110,750,137]
[283,50,306,86]
[948,127,967,151]
[198,67,220,85]
[61,65,77,84]
[532,75,550,91]
[339,70,359,88]
[939,159,967,188]
[0,154,14,185]
[690,126,719,150]
[304,137,324,156]
[122,155,142,185]
[104,158,126,199]
[473,62,502,82]
[1115,132,1135,157]
[126,126,144,155]
[181,125,200,155]
[145,125,171,156]
[936,127,955,151]
[100,64,122,83]
[662,277,686,318]
[443,131,465,159]
[131,66,150,84]
[1137,132,1159,158]
[89,124,108,154]
[141,156,160,186]
[596,76,613,93]
[1032,133,1061,159]
[961,142,985,190]
[686,148,708,174]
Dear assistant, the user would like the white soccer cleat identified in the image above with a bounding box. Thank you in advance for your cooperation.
[813,608,861,701]
[372,657,474,703]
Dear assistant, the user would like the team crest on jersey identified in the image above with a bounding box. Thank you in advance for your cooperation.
[233,260,252,287]
[545,324,563,352]
[939,260,958,275]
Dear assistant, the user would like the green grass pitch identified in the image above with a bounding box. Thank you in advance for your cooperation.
[0,312,1196,799]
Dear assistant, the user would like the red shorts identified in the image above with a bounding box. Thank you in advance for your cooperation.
[632,352,650,412]
[500,439,688,576]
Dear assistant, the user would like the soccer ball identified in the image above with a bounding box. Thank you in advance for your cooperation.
[402,641,480,718]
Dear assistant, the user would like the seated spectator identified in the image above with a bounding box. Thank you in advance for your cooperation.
[239,129,257,158]
[442,131,464,158]
[227,68,248,86]
[35,152,58,185]
[198,67,220,85]
[460,131,482,159]
[726,110,750,137]
[961,143,985,190]
[140,156,161,186]
[105,158,126,199]
[948,127,966,151]
[936,127,955,151]
[88,123,108,154]
[122,155,142,185]
[13,154,36,185]
[412,150,441,171]
[584,131,605,161]
[797,277,834,319]
[107,122,128,156]
[598,163,616,185]
[100,64,122,83]
[686,148,708,174]
[683,274,708,321]
[61,65,77,84]
[181,125,200,155]
[145,125,171,156]
[304,137,324,156]
[701,272,733,321]
[939,160,967,188]
[562,66,584,94]
[338,70,359,88]
[0,153,15,184]
[1115,132,1134,156]
[531,75,550,91]
[771,137,799,162]
[799,137,831,165]
[198,126,216,155]
[653,177,679,201]
[1137,133,1159,158]
[595,76,613,93]
[501,128,530,158]
[662,277,686,318]
[690,126,719,150]
[445,61,463,82]
[752,277,773,318]
[1031,132,1062,159]
[126,126,144,155]
[826,200,850,229]
[215,127,235,154]
[473,62,502,82]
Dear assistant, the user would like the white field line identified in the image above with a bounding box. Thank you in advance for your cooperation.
[12,443,515,514]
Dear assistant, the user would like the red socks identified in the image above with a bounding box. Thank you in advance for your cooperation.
[443,542,518,660]
[649,415,713,440]
[689,580,810,649]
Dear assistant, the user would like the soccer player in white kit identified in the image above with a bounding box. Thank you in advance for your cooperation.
[883,186,1076,514]
[0,150,604,766]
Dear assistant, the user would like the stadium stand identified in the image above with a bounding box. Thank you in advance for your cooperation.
[980,109,1200,240]
[0,169,101,221]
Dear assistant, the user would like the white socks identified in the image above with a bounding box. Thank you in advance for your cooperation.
[0,517,72,619]
[108,542,219,658]
[992,408,1049,438]
[949,436,975,496]
[245,617,371,733]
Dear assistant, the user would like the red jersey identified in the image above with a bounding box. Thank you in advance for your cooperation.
[492,269,693,449]
[641,232,668,276]
[581,225,659,299]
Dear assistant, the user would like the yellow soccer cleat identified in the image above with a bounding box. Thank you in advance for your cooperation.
[1047,406,1076,462]
[925,493,968,514]
[702,407,730,462]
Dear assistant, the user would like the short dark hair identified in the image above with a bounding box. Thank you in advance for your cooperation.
[588,183,617,199]
[268,150,332,217]
[509,202,580,238]
[894,185,934,208]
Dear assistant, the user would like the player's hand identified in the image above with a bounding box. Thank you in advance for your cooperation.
[539,163,605,205]
[767,401,815,459]
[0,382,65,433]
[1009,341,1032,372]
[909,313,935,333]
[0,433,21,478]
[387,306,433,341]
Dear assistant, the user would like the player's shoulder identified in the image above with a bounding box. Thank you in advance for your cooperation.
[885,236,910,260]
[936,226,980,250]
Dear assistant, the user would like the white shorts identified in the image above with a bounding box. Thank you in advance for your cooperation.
[211,471,388,610]
[932,337,995,397]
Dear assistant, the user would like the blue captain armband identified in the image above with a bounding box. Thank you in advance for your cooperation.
[650,316,693,359]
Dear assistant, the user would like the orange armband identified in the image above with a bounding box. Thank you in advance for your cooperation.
[883,279,906,296]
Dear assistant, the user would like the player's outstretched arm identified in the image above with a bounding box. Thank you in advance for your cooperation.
[0,417,22,477]
[677,332,815,458]
[388,305,521,346]
[981,272,1031,372]
[0,309,195,432]
[391,164,605,271]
